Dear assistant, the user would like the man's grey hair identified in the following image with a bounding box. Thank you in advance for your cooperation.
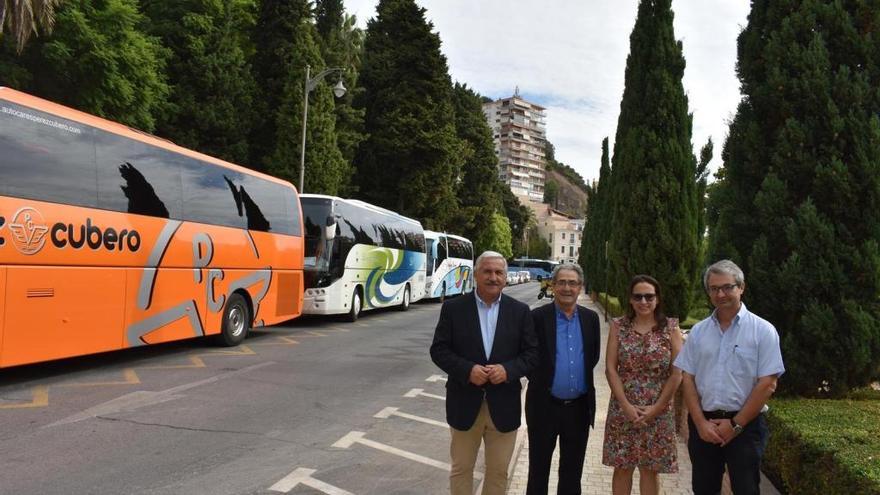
[475,251,507,271]
[703,259,745,291]
[552,262,584,284]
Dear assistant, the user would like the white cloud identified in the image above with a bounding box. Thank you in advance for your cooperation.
[343,0,750,181]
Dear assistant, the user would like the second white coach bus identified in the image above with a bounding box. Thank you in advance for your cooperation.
[424,230,474,300]
[300,194,426,321]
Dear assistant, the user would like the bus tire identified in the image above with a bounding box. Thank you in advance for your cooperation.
[399,285,411,311]
[439,282,447,303]
[217,292,250,346]
[347,288,362,322]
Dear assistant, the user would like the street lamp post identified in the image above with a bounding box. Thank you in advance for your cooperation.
[299,64,347,193]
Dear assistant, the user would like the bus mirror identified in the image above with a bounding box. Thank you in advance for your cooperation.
[324,216,337,241]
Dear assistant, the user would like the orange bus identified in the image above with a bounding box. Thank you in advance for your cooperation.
[0,88,304,368]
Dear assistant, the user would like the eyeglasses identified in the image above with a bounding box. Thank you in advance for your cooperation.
[553,280,582,288]
[708,283,739,295]
[631,293,656,302]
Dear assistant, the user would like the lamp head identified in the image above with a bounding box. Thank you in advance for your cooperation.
[332,79,347,98]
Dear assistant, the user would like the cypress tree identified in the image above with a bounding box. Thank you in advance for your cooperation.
[580,137,612,294]
[450,83,502,247]
[707,0,880,395]
[314,0,365,192]
[250,0,311,170]
[265,21,347,195]
[354,0,461,229]
[607,0,700,319]
[142,0,258,165]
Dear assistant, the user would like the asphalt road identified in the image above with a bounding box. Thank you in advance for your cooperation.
[0,282,548,495]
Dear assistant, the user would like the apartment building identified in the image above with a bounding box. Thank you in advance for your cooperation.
[482,89,547,202]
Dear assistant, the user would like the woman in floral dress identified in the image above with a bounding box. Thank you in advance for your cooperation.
[602,275,683,495]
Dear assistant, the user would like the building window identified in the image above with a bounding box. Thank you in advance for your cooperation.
[561,246,565,254]
[561,232,566,240]
[569,246,574,257]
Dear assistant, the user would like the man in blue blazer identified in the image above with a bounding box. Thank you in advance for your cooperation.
[431,251,539,495]
[525,263,601,495]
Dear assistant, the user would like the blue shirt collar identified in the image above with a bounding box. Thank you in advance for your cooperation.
[710,302,748,326]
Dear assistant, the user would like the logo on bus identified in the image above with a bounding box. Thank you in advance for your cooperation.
[8,207,50,255]
[3,206,141,254]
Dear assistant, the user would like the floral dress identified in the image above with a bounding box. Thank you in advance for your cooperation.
[602,316,678,473]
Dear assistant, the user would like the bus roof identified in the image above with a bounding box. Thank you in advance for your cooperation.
[424,230,472,244]
[300,194,423,228]
[0,87,296,191]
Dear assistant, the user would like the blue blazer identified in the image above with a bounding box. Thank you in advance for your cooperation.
[430,292,539,433]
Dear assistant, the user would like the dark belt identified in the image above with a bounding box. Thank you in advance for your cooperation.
[550,394,586,406]
[702,409,739,419]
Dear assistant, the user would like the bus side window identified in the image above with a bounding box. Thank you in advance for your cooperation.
[437,236,448,263]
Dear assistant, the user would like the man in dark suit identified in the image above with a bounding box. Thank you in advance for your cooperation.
[525,263,601,495]
[430,251,539,495]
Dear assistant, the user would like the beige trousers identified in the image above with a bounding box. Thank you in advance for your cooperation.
[449,400,517,495]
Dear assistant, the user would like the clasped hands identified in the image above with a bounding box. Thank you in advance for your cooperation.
[696,418,741,446]
[469,364,507,386]
[621,402,661,427]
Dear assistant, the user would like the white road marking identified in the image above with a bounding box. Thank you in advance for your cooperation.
[403,388,445,400]
[269,467,353,494]
[373,407,449,428]
[425,375,447,382]
[332,431,481,477]
[46,362,275,427]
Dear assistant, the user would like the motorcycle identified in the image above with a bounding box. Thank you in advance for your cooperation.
[537,282,553,300]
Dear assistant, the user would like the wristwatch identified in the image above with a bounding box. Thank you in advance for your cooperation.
[730,418,744,435]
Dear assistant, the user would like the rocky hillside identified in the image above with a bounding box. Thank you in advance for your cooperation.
[544,169,589,218]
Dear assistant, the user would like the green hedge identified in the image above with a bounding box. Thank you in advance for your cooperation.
[764,397,880,494]
[595,293,624,318]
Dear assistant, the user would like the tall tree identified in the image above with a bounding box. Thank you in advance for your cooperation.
[250,0,346,193]
[450,83,502,244]
[314,2,365,190]
[707,0,880,396]
[580,137,612,294]
[500,183,532,253]
[543,179,559,208]
[250,0,311,170]
[142,0,258,165]
[354,0,461,229]
[266,21,347,194]
[0,0,168,131]
[314,0,342,41]
[1,0,60,53]
[607,0,700,319]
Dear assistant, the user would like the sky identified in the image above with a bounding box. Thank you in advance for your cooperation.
[341,0,752,183]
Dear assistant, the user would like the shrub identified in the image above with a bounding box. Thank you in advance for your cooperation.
[764,397,880,494]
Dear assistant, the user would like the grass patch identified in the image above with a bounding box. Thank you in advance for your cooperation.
[764,396,880,494]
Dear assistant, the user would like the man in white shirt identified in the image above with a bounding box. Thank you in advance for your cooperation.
[674,259,785,495]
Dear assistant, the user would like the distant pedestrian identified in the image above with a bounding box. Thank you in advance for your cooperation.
[430,251,539,495]
[674,260,785,495]
[525,263,601,495]
[602,275,683,495]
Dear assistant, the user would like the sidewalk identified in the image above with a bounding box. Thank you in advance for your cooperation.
[506,296,778,495]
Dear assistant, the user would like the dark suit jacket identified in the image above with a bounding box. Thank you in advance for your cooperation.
[525,302,601,427]
[430,292,539,433]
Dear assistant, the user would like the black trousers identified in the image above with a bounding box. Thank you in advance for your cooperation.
[687,414,769,495]
[525,396,591,495]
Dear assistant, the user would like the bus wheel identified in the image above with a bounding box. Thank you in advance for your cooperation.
[347,289,362,322]
[399,285,411,311]
[218,293,249,346]
[439,282,447,303]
